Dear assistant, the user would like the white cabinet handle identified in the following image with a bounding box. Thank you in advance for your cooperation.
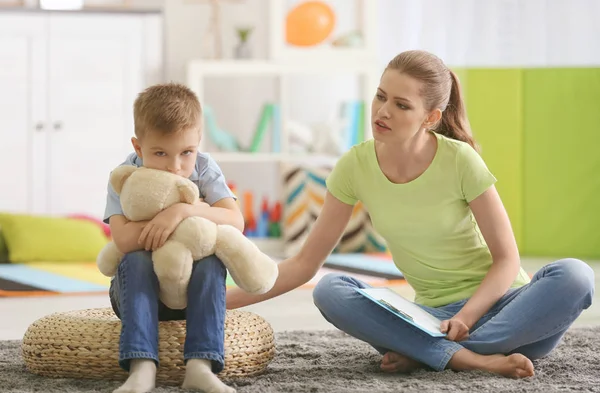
[53,121,62,130]
[35,122,44,131]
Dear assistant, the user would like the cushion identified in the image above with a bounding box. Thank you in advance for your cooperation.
[22,308,275,385]
[68,214,111,238]
[0,213,109,262]
[279,162,387,258]
[0,224,8,263]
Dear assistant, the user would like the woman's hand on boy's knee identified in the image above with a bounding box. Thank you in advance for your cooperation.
[440,317,470,342]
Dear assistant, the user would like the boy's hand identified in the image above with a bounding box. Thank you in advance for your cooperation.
[138,204,186,251]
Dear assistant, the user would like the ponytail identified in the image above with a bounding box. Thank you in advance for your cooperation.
[438,70,479,152]
[386,50,480,151]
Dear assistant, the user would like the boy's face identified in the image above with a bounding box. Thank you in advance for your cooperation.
[131,127,200,178]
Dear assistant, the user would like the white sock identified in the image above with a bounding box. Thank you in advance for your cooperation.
[182,359,236,393]
[113,359,156,393]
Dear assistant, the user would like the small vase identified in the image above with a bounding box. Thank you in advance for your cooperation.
[234,42,252,59]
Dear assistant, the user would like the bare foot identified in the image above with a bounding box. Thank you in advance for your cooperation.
[380,351,424,373]
[113,359,156,393]
[449,349,534,379]
[482,354,535,378]
[182,359,236,393]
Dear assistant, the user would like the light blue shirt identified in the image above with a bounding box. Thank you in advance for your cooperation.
[103,152,235,224]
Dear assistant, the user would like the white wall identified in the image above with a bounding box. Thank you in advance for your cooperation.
[156,0,600,210]
[377,0,600,68]
[163,0,267,82]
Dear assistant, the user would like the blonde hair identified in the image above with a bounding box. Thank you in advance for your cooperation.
[133,82,202,138]
[386,50,479,152]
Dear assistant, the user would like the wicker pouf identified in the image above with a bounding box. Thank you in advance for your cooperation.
[21,308,275,386]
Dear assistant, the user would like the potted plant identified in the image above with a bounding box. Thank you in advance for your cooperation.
[234,26,253,59]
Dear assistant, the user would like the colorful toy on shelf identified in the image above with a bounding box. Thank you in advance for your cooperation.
[204,98,360,155]
[204,103,281,153]
[268,201,281,238]
[243,190,256,237]
[286,1,336,47]
[203,105,240,151]
[249,104,273,153]
[256,197,270,238]
[237,189,281,239]
[342,100,365,150]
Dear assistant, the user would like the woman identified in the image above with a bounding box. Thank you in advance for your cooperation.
[226,50,595,378]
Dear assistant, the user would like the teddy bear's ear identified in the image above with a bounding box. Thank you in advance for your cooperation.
[109,165,137,195]
[177,179,199,204]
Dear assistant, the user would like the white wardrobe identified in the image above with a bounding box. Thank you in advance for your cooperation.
[0,9,163,218]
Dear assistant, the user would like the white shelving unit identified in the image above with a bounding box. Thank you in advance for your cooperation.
[184,0,380,255]
[202,151,341,165]
[186,59,381,160]
[185,0,381,162]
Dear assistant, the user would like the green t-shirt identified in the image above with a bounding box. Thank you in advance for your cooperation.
[326,131,530,307]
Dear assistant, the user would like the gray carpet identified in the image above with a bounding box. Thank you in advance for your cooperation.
[3,328,600,393]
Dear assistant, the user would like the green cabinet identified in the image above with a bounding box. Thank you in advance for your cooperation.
[464,69,524,248]
[522,69,600,259]
[462,68,600,259]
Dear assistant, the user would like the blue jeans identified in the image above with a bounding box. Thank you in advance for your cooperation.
[313,258,595,371]
[109,251,227,373]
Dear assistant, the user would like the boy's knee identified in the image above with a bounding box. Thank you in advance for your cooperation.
[120,250,153,274]
[194,254,226,275]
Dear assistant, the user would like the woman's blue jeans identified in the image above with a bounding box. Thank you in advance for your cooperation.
[313,258,595,371]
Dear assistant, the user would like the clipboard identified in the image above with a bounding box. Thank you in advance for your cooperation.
[355,287,446,337]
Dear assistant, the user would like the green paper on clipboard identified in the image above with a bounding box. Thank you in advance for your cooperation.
[355,288,446,337]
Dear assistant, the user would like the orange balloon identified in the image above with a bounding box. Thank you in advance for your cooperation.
[286,1,336,47]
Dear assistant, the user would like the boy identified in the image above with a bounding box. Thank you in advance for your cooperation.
[103,83,242,393]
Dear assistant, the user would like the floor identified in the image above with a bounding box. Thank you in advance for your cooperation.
[1,258,598,340]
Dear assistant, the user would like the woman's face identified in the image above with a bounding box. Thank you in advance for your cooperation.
[371,70,438,144]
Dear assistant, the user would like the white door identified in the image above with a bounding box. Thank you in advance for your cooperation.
[0,14,47,214]
[46,14,143,218]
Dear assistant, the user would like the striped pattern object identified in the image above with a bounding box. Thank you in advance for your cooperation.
[281,163,310,258]
[281,163,387,258]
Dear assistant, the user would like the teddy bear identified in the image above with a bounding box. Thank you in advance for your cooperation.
[96,165,279,310]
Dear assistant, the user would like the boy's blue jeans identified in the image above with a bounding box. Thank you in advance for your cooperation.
[109,250,226,373]
[313,258,595,371]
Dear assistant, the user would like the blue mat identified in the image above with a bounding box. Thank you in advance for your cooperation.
[324,254,404,280]
[0,264,108,295]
